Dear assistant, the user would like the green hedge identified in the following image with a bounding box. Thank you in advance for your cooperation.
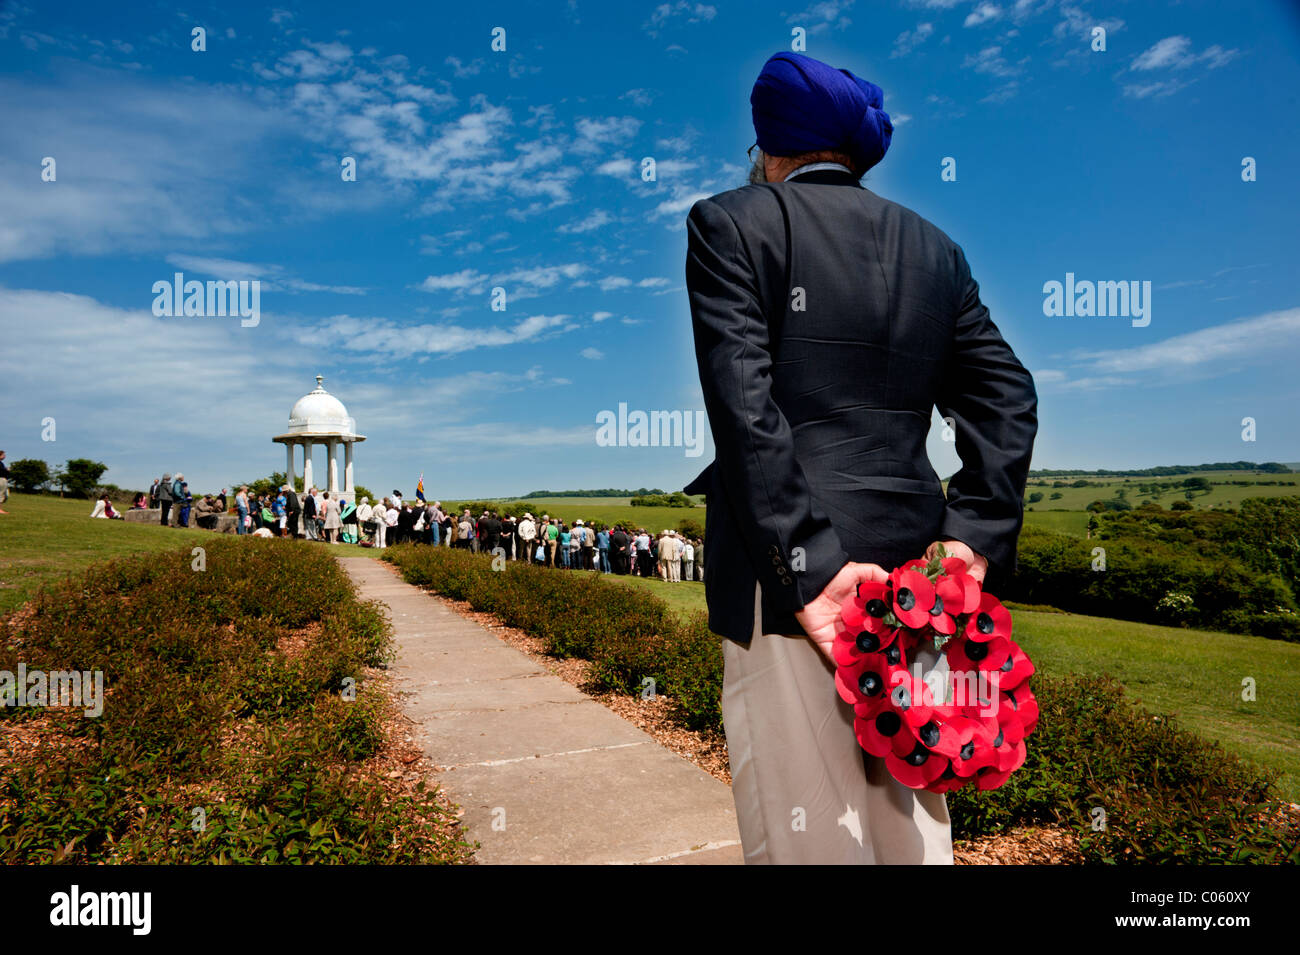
[0,538,471,864]
[1009,526,1300,641]
[385,544,1298,863]
[386,544,723,729]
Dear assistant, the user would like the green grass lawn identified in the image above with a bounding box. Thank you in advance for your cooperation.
[1021,509,1091,536]
[0,495,391,612]
[0,495,216,612]
[603,569,1300,801]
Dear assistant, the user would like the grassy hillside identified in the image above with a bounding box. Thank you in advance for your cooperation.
[0,495,215,612]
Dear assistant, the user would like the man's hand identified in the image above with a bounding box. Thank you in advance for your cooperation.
[796,561,890,667]
[925,539,988,584]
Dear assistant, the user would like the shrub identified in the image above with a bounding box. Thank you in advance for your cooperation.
[0,538,470,864]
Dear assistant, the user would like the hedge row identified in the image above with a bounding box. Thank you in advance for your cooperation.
[385,544,1298,863]
[1009,526,1300,641]
[0,538,472,863]
[384,544,724,730]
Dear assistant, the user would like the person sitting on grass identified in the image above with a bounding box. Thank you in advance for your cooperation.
[90,493,123,519]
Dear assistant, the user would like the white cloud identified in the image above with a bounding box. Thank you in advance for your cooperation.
[963,45,1021,77]
[964,3,1002,28]
[558,209,613,234]
[164,255,366,295]
[644,2,718,38]
[891,22,934,58]
[580,347,604,360]
[1053,308,1300,386]
[1130,35,1238,72]
[786,0,855,35]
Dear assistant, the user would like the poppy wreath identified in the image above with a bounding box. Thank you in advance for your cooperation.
[832,545,1038,794]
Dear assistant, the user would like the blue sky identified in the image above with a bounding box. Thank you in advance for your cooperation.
[2,0,1298,498]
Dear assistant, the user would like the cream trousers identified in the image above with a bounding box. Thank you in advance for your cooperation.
[720,583,954,864]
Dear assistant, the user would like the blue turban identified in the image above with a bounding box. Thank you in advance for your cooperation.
[750,52,893,175]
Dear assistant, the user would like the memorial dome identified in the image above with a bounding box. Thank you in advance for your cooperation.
[285,376,357,436]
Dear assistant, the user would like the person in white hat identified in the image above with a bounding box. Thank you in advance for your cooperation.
[518,512,537,562]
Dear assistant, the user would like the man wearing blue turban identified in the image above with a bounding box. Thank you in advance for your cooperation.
[683,52,1038,864]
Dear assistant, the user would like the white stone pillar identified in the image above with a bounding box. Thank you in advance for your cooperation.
[328,439,339,494]
[285,442,295,490]
[344,441,354,495]
[302,441,314,492]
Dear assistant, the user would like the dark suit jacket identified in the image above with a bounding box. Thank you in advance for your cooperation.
[684,167,1038,645]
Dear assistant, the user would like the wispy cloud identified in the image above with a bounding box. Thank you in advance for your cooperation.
[1048,308,1300,386]
[892,22,935,58]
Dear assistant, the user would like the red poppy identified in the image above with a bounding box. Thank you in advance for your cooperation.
[835,654,892,707]
[991,639,1035,692]
[841,580,894,637]
[854,708,906,758]
[948,633,1012,674]
[886,667,936,728]
[914,713,967,759]
[938,559,982,615]
[930,768,973,794]
[886,741,950,789]
[965,591,1012,643]
[833,623,901,668]
[949,719,998,777]
[889,568,936,629]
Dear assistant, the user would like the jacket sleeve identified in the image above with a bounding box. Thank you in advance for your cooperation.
[935,245,1038,588]
[686,197,849,612]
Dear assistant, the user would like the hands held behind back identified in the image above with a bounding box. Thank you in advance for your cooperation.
[795,561,889,668]
[795,541,987,668]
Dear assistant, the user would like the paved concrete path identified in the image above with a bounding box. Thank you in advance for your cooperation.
[338,557,742,865]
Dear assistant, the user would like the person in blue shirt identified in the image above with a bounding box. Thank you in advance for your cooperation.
[178,482,193,527]
[272,491,287,537]
[559,525,572,568]
[596,527,611,574]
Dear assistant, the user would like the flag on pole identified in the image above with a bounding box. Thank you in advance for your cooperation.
[416,474,426,503]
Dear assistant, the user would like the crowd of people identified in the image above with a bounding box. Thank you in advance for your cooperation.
[357,499,704,582]
[143,478,705,582]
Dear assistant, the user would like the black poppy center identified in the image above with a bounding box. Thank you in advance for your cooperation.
[959,742,975,761]
[865,598,888,618]
[976,611,995,635]
[919,721,941,747]
[906,742,930,766]
[883,643,901,665]
[929,594,945,616]
[896,588,915,612]
[994,729,1005,747]
[856,631,880,654]
[858,671,884,697]
[874,711,901,737]
[1000,656,1014,672]
[965,640,989,662]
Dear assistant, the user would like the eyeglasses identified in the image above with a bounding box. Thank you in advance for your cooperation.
[747,142,759,161]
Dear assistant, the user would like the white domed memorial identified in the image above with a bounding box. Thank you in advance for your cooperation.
[273,375,365,497]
